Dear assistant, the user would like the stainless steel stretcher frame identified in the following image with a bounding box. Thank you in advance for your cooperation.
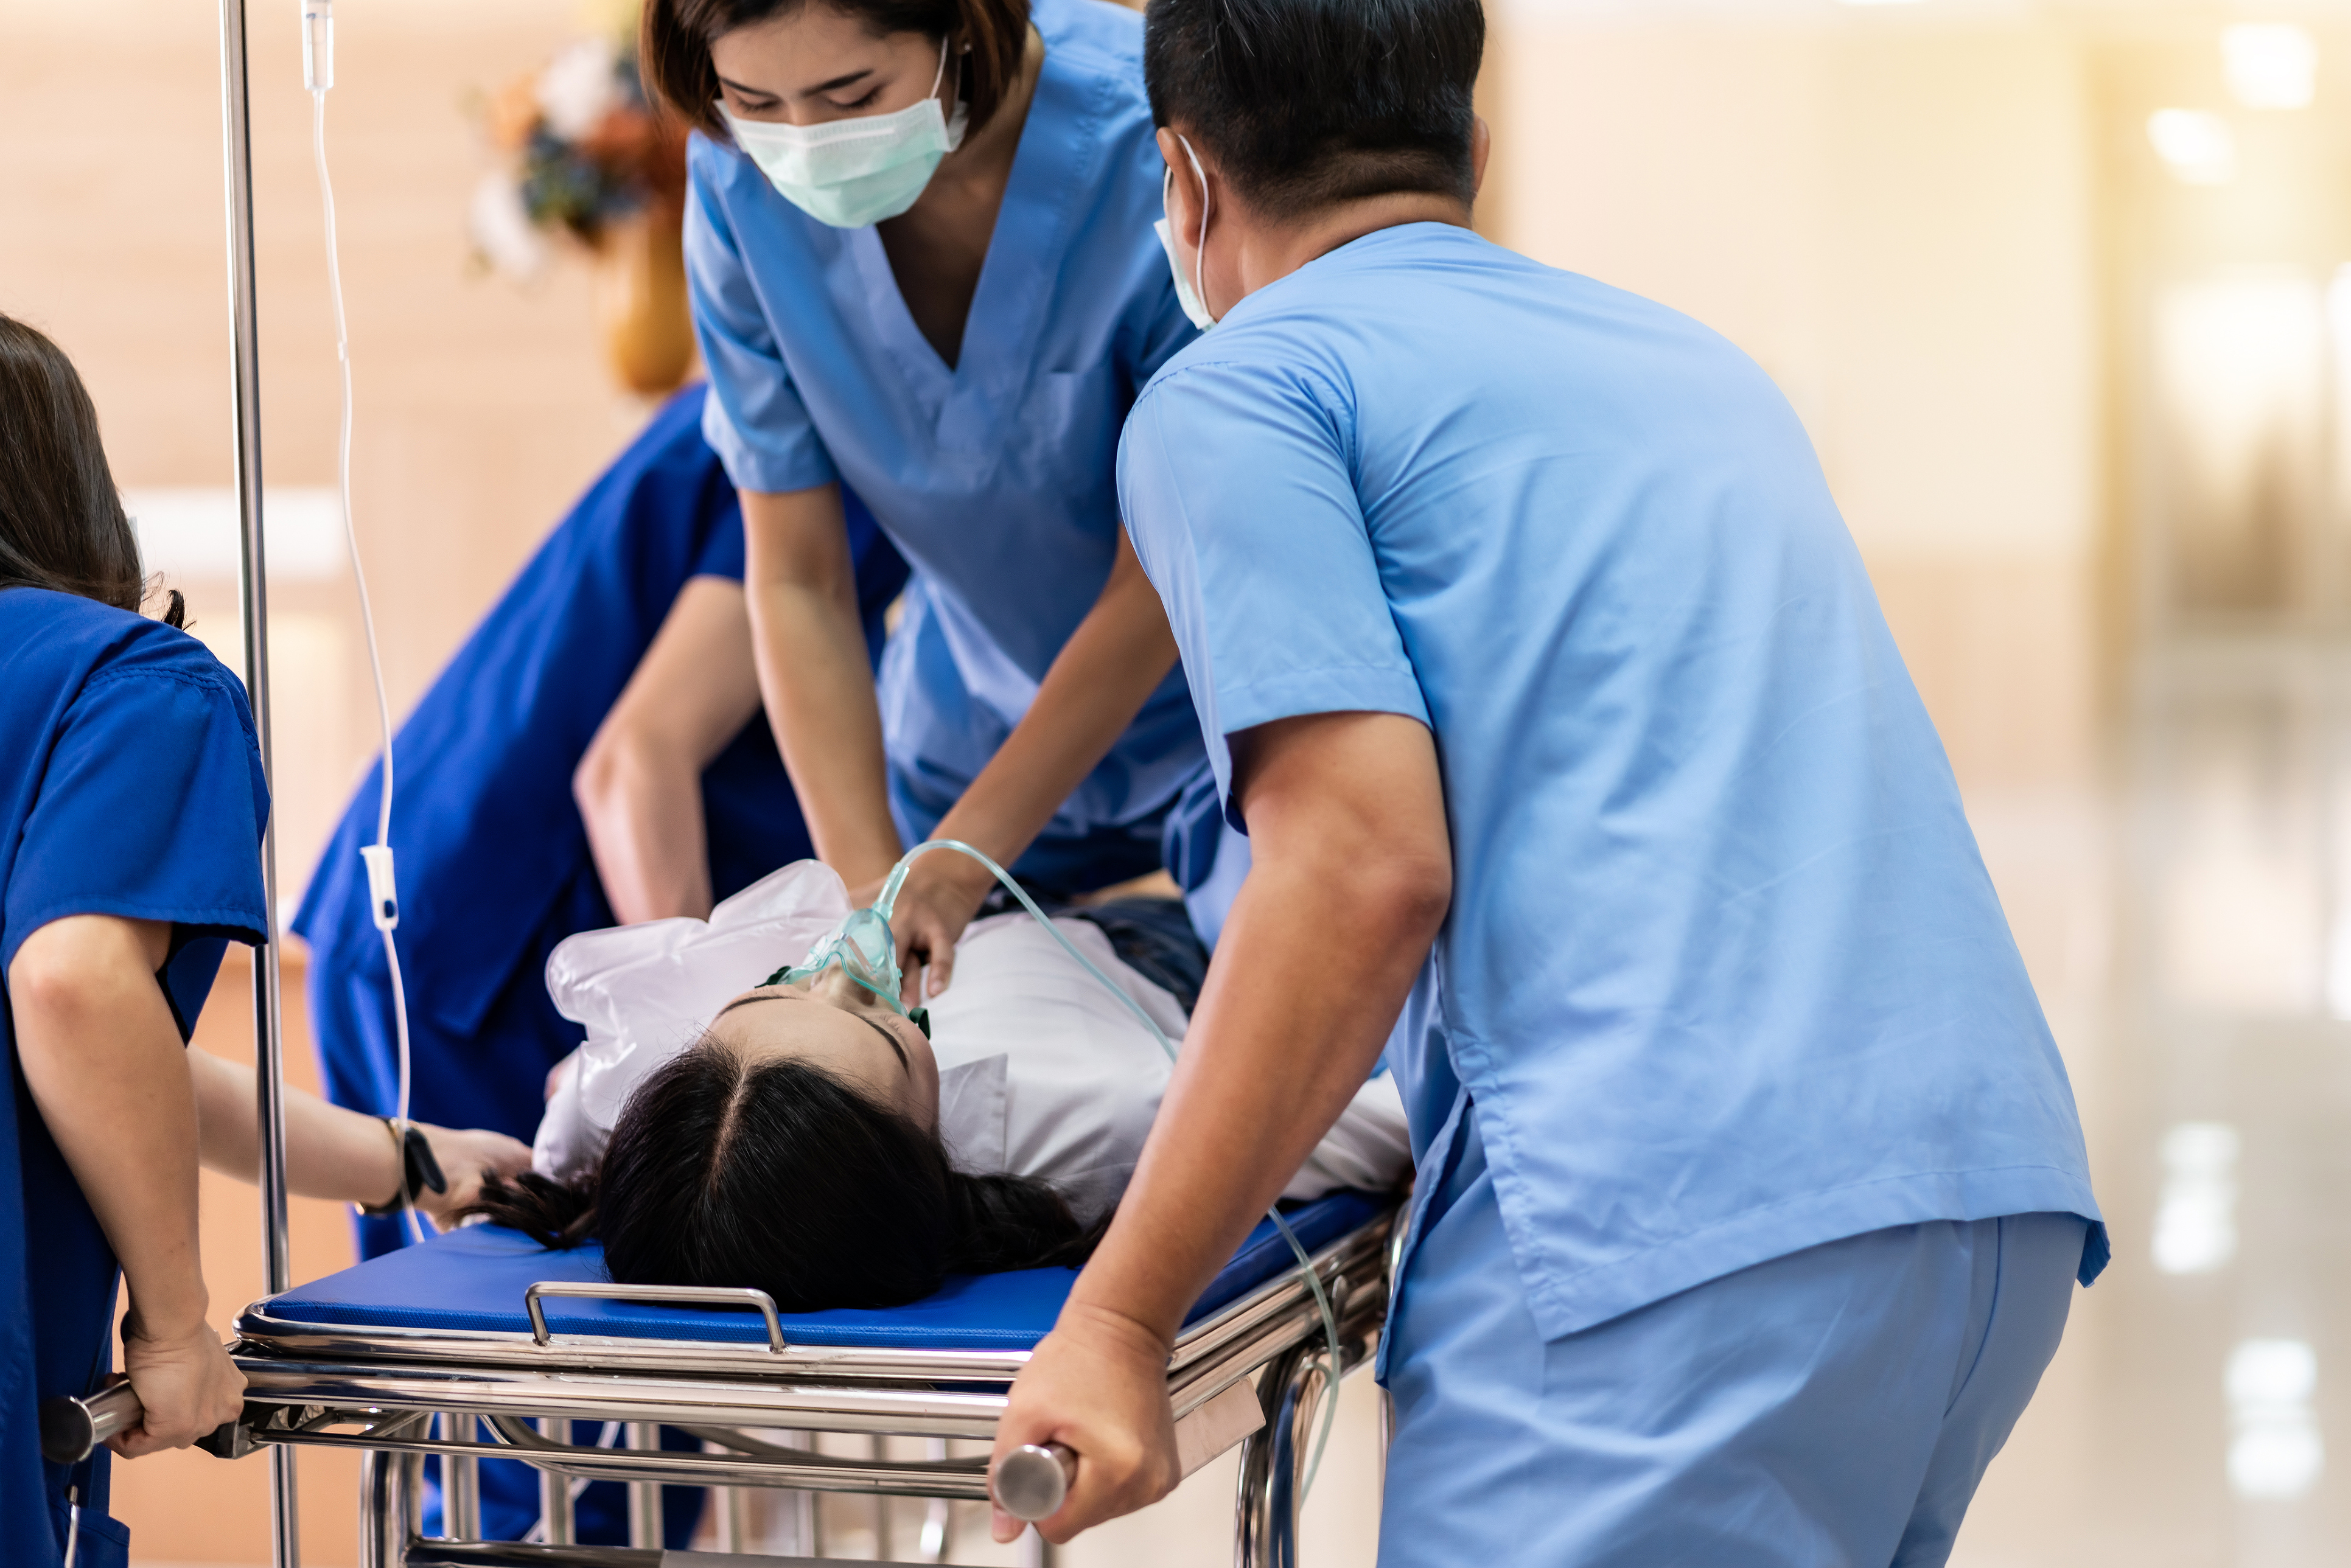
[222,1205,1399,1568]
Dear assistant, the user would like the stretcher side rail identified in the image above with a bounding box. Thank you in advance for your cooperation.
[524,1283,789,1352]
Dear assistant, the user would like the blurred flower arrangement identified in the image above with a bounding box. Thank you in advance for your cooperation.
[470,12,698,395]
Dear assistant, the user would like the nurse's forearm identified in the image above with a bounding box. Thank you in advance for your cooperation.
[10,915,214,1341]
[1064,711,1451,1343]
[188,1050,535,1224]
[576,577,765,923]
[187,1047,399,1204]
[929,531,1179,874]
[741,486,904,887]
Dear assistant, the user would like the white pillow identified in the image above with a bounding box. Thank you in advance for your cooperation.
[533,859,851,1179]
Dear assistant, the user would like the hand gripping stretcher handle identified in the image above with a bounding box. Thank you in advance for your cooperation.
[990,1441,1078,1522]
[39,1380,242,1465]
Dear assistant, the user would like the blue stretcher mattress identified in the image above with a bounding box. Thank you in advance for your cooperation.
[258,1192,1386,1352]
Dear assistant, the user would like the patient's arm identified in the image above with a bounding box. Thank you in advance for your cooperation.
[575,575,767,924]
[188,1048,531,1226]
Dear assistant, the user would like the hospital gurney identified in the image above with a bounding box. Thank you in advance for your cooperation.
[205,1188,1396,1567]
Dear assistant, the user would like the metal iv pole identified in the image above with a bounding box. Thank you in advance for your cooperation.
[215,0,300,1563]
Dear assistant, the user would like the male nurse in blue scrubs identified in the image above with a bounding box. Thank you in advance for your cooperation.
[990,0,2107,1560]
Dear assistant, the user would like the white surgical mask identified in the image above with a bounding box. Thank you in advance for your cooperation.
[721,35,968,229]
[1153,134,1216,330]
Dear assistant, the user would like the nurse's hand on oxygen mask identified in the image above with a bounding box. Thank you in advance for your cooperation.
[852,851,997,1004]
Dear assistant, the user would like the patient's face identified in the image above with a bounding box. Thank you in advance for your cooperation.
[707,963,941,1131]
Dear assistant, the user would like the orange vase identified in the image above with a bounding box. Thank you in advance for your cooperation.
[592,201,697,396]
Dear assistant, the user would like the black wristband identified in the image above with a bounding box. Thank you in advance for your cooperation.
[360,1122,446,1215]
[403,1124,447,1199]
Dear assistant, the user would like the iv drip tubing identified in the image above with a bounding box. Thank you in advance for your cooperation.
[312,81,428,1242]
[310,89,394,852]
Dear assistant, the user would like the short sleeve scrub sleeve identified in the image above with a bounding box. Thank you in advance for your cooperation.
[1116,359,1431,826]
[0,589,270,1568]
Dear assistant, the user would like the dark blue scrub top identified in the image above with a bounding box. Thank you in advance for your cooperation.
[293,386,907,1261]
[0,588,270,1567]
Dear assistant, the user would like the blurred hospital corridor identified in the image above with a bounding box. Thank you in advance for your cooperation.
[12,0,2351,1561]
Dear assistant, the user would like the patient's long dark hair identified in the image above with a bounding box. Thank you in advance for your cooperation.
[0,313,182,627]
[473,1040,1098,1310]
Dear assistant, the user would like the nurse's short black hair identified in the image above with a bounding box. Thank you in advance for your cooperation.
[645,0,1031,146]
[0,315,181,627]
[1144,0,1484,220]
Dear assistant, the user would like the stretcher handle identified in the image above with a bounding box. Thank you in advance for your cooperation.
[522,1280,788,1352]
[990,1441,1077,1522]
[38,1379,242,1465]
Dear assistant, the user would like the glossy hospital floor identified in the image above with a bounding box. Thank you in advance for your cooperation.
[117,640,2351,1566]
[1937,639,2351,1568]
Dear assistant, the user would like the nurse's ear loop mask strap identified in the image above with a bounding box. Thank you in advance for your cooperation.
[1179,134,1210,324]
[306,1,431,1246]
[870,840,1347,1498]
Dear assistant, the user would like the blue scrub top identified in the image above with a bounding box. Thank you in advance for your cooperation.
[0,588,270,1567]
[1118,224,2106,1343]
[686,0,1207,860]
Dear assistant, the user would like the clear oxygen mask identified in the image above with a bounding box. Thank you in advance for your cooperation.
[763,855,929,1031]
[769,905,904,1006]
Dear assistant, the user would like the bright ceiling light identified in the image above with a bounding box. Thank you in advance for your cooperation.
[2225,24,2318,111]
[2148,109,2238,185]
[2228,1340,2324,1500]
[2153,1122,2238,1275]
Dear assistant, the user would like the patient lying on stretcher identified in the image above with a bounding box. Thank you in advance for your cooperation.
[471,861,1409,1311]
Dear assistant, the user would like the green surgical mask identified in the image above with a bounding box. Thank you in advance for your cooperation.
[721,36,966,229]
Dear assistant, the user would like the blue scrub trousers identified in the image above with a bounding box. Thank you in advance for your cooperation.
[1380,1106,2084,1567]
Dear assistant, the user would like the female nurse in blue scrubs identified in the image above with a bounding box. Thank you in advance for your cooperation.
[643,0,1234,993]
[0,315,528,1568]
